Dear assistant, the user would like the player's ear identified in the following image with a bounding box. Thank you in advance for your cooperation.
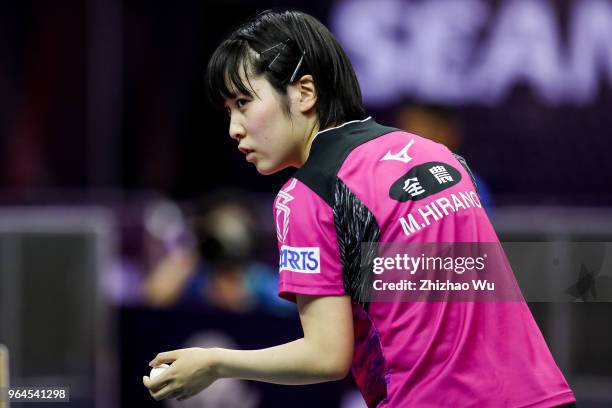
[294,75,317,113]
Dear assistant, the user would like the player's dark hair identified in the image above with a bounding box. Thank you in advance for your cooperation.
[205,9,367,130]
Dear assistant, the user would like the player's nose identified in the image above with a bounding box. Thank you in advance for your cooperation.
[229,119,246,141]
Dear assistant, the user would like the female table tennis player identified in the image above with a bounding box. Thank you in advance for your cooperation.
[144,9,576,407]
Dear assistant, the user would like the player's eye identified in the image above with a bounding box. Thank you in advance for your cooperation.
[236,98,249,109]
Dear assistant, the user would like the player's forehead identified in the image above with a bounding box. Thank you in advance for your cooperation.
[221,64,258,103]
[222,73,273,109]
[206,42,250,103]
[207,40,271,109]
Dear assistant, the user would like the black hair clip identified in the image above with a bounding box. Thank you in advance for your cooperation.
[261,39,290,73]
[289,50,306,83]
[260,38,305,83]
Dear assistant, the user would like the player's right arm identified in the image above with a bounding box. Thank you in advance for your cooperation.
[144,178,355,400]
[211,293,353,383]
[144,293,353,401]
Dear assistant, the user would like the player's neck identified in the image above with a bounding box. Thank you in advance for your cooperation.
[297,120,320,168]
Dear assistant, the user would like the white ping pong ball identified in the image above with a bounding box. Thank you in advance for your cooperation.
[149,363,170,379]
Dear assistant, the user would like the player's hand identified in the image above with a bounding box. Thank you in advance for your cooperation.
[143,347,219,401]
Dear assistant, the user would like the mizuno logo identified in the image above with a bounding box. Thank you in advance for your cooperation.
[275,178,298,243]
[381,139,415,163]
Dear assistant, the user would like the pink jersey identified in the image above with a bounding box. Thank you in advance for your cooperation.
[274,117,575,407]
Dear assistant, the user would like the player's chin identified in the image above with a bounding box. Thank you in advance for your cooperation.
[254,160,284,175]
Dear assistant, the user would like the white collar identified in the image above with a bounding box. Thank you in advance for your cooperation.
[315,116,372,137]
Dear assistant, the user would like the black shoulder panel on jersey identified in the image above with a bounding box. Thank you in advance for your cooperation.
[293,118,398,207]
[334,178,380,310]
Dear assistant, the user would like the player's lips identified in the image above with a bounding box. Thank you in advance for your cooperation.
[238,146,253,155]
[238,146,256,162]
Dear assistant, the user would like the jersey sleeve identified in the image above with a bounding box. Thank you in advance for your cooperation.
[274,177,345,302]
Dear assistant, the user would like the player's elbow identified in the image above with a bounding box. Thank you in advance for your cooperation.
[325,359,351,381]
[322,338,354,381]
[319,348,352,381]
[306,342,352,381]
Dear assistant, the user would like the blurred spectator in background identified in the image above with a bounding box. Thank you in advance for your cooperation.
[142,190,292,315]
[395,103,494,211]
